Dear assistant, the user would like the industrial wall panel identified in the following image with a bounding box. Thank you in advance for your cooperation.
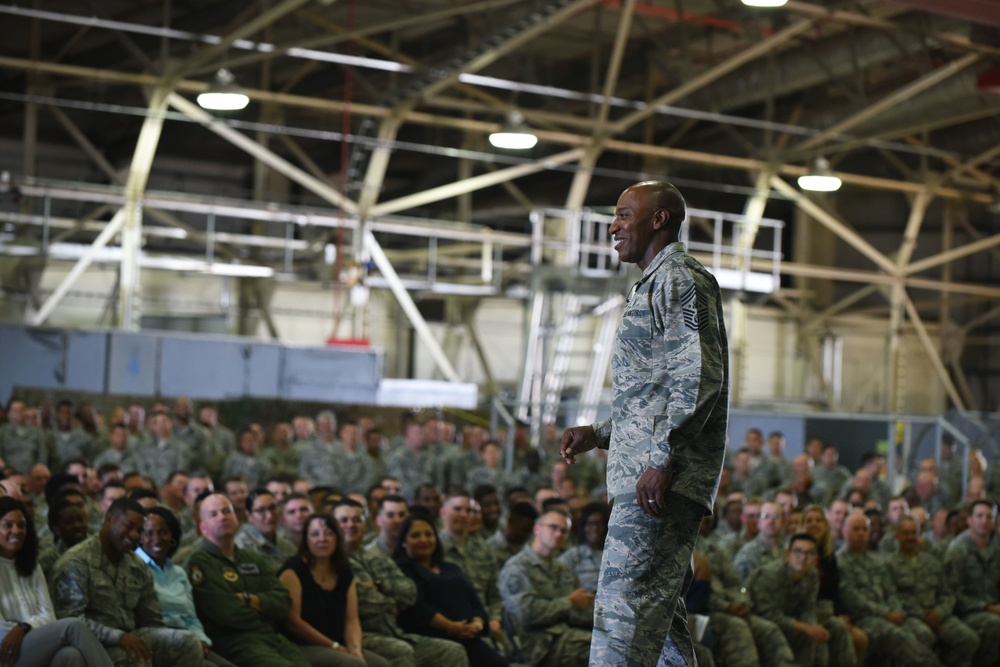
[0,326,65,401]
[159,337,246,399]
[64,331,108,394]
[244,343,282,397]
[281,347,379,403]
[107,333,158,396]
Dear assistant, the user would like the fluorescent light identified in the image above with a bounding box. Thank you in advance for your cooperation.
[742,0,787,6]
[798,158,842,192]
[197,69,249,111]
[489,111,538,150]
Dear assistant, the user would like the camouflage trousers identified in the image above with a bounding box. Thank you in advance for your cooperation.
[541,628,593,667]
[959,611,1000,667]
[361,632,469,667]
[854,617,941,667]
[782,616,853,667]
[904,616,979,667]
[709,613,797,667]
[591,492,704,667]
[104,627,203,667]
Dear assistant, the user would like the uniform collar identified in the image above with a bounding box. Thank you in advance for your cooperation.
[639,241,686,281]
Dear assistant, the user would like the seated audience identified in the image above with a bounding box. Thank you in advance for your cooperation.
[557,502,609,593]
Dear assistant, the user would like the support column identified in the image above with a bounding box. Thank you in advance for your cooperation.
[118,85,172,330]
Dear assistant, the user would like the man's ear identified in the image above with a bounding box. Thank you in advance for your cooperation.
[651,208,670,230]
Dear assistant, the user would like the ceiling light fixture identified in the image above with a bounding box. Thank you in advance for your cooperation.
[798,157,842,192]
[489,111,538,150]
[741,0,788,6]
[197,68,250,111]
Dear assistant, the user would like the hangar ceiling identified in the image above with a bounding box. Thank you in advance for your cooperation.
[1,0,999,410]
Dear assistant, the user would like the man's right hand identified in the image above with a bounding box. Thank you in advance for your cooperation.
[119,633,153,663]
[561,426,598,465]
[568,587,596,608]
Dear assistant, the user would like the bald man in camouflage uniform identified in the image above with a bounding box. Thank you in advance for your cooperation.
[883,517,978,667]
[562,180,729,666]
[837,512,941,667]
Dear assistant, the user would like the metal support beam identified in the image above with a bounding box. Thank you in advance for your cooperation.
[792,53,980,155]
[30,208,125,325]
[48,104,233,258]
[174,0,319,76]
[363,229,461,383]
[167,93,359,214]
[1,55,993,205]
[906,233,1000,275]
[769,176,897,275]
[903,292,966,410]
[563,0,636,210]
[896,190,932,271]
[370,149,585,217]
[117,86,172,330]
[611,18,819,133]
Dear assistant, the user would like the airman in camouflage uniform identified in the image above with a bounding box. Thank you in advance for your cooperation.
[221,432,271,490]
[171,397,215,473]
[944,499,1000,667]
[498,510,594,667]
[734,502,785,581]
[233,521,296,573]
[134,413,190,488]
[386,424,435,501]
[749,534,854,667]
[837,512,941,667]
[51,498,203,667]
[561,181,729,667]
[332,499,469,667]
[48,400,94,468]
[884,517,979,667]
[295,437,342,488]
[0,399,46,474]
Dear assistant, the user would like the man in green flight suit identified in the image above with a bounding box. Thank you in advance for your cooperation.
[186,492,309,667]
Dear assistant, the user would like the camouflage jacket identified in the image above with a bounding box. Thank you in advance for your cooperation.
[591,242,729,510]
[51,534,164,645]
[348,545,417,637]
[944,530,1000,614]
[734,534,784,582]
[836,549,901,620]
[748,560,819,634]
[498,544,593,667]
[882,550,955,618]
[441,531,503,618]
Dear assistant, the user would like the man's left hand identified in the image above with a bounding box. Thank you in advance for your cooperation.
[636,467,672,517]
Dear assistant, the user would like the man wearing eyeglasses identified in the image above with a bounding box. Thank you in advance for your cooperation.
[734,501,786,581]
[498,509,594,667]
[749,533,854,667]
[561,181,729,667]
